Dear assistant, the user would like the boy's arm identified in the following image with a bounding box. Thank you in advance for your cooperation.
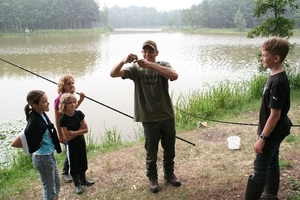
[254,108,281,153]
[261,108,281,138]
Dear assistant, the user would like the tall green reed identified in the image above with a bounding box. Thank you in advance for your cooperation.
[174,74,269,129]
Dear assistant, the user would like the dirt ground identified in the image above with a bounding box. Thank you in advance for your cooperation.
[7,109,300,200]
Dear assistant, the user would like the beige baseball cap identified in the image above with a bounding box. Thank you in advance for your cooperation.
[142,40,157,50]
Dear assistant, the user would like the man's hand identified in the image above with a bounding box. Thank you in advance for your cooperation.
[135,59,151,69]
[123,53,138,64]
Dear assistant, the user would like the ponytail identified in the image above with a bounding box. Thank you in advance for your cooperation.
[24,104,32,121]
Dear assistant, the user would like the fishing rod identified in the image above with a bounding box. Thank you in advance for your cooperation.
[0,57,196,146]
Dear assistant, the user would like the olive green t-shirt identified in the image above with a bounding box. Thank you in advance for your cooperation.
[123,61,174,122]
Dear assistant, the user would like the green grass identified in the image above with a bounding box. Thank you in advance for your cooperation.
[174,73,268,131]
[286,176,300,200]
[174,71,300,131]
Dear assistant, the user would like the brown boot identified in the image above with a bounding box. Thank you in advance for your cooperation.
[80,173,95,186]
[72,174,84,194]
[260,170,280,200]
[164,173,181,187]
[149,177,160,193]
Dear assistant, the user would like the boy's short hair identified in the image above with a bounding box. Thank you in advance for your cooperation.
[262,37,289,63]
[59,93,77,114]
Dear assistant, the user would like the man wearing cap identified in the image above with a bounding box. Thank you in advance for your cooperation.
[110,40,181,193]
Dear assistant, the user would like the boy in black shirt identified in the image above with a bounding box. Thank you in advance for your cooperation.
[245,37,292,200]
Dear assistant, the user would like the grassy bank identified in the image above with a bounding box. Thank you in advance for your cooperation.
[0,28,110,37]
[0,72,300,199]
[172,28,300,36]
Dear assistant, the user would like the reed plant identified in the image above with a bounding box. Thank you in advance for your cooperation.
[174,73,268,130]
[100,126,122,148]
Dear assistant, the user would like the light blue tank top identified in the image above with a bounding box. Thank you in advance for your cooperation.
[34,114,54,155]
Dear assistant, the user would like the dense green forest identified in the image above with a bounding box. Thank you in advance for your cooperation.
[0,0,100,31]
[108,0,300,29]
[0,0,299,32]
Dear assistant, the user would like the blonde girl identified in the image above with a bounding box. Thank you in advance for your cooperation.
[59,93,94,194]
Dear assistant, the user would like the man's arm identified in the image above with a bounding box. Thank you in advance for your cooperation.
[136,60,178,80]
[110,53,138,78]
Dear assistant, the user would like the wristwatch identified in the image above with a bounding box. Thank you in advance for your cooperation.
[259,134,267,140]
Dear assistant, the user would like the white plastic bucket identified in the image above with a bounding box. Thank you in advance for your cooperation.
[227,136,241,150]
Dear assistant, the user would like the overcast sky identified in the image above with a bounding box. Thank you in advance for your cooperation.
[100,0,202,11]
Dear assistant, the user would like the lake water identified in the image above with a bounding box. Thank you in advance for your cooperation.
[1,30,300,144]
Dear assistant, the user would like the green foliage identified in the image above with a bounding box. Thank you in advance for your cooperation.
[234,9,247,31]
[174,74,268,129]
[247,73,269,98]
[2,0,300,31]
[286,176,300,200]
[100,126,122,148]
[174,69,300,130]
[286,66,300,89]
[248,17,296,38]
[0,119,26,169]
[0,151,33,198]
[285,134,296,143]
[247,0,299,38]
[280,158,293,170]
[0,0,101,32]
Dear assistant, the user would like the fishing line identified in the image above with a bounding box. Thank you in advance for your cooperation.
[0,58,196,146]
[174,107,258,126]
[174,107,300,127]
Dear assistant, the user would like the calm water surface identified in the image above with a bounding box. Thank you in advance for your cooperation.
[1,30,300,143]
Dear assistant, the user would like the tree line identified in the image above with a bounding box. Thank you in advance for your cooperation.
[0,0,299,32]
[108,0,300,30]
[0,0,100,32]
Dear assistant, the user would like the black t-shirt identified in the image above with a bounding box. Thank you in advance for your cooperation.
[60,110,85,131]
[257,71,292,140]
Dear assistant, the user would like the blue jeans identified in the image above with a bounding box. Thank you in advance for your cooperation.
[251,138,283,183]
[32,154,60,200]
